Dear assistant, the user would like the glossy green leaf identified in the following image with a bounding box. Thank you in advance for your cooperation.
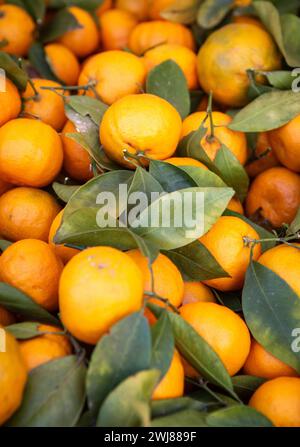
[151,313,174,379]
[262,70,295,89]
[0,51,28,90]
[206,405,273,427]
[151,410,207,427]
[181,166,227,188]
[40,8,82,42]
[197,0,234,29]
[66,95,108,126]
[232,375,266,401]
[149,160,196,193]
[7,0,46,23]
[52,182,80,203]
[6,322,41,339]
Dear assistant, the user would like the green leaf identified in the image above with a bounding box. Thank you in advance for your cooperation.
[206,405,273,427]
[262,70,295,89]
[161,0,201,25]
[163,240,229,281]
[97,370,160,427]
[229,90,300,132]
[242,261,300,374]
[149,160,196,193]
[29,42,62,84]
[48,0,104,10]
[151,313,174,379]
[86,312,152,415]
[151,396,219,419]
[40,8,82,43]
[0,283,60,326]
[181,166,227,188]
[0,239,12,252]
[7,0,46,23]
[8,356,86,427]
[151,410,208,427]
[146,60,190,119]
[232,375,266,401]
[287,207,300,235]
[52,182,80,203]
[197,0,234,30]
[6,322,41,339]
[0,51,28,90]
[177,125,215,170]
[66,95,108,126]
[247,69,274,101]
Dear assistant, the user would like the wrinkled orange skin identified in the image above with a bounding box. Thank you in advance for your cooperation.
[164,157,207,169]
[0,187,61,242]
[152,350,185,400]
[246,132,280,178]
[197,24,281,107]
[143,43,198,90]
[58,6,99,58]
[181,111,248,165]
[244,339,298,380]
[19,324,72,372]
[268,114,300,173]
[249,377,300,427]
[0,4,35,56]
[99,9,138,51]
[258,243,300,299]
[0,78,21,127]
[181,281,216,306]
[0,305,16,326]
[199,216,261,291]
[227,197,244,215]
[0,329,28,426]
[180,302,251,376]
[61,120,93,182]
[44,44,80,86]
[59,247,144,344]
[116,0,149,21]
[0,239,64,311]
[49,210,80,265]
[246,167,300,228]
[78,50,146,105]
[0,119,63,187]
[129,20,195,55]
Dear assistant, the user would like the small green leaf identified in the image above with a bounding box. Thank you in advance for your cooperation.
[197,0,234,30]
[232,375,266,401]
[206,405,273,427]
[29,42,62,83]
[6,322,41,339]
[0,239,12,252]
[52,182,80,203]
[151,313,174,379]
[0,51,28,90]
[262,70,295,89]
[66,95,108,126]
[40,8,82,43]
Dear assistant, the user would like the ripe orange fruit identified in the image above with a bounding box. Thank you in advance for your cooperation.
[22,78,68,131]
[182,281,216,306]
[246,132,280,178]
[78,50,146,105]
[232,15,265,30]
[58,6,99,58]
[197,24,281,107]
[19,324,72,372]
[128,20,195,55]
[0,305,16,326]
[164,157,208,169]
[49,210,80,264]
[180,302,251,376]
[0,329,27,425]
[249,377,300,427]
[96,0,113,16]
[0,78,21,127]
[0,179,12,196]
[0,118,63,187]
[245,167,300,227]
[143,43,198,90]
[59,247,144,344]
[44,43,80,86]
[0,187,61,242]
[181,111,248,165]
[258,244,300,298]
[149,0,175,20]
[244,339,298,379]
[99,8,138,51]
[61,120,93,182]
[116,0,149,20]
[199,216,261,291]
[0,4,35,56]
[268,114,300,172]
[227,197,244,214]
[0,239,64,311]
[152,350,184,400]
[100,93,182,168]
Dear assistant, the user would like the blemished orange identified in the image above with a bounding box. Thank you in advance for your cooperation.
[164,157,208,169]
[199,216,261,291]
[0,4,35,56]
[246,132,280,178]
[0,239,64,311]
[0,78,21,127]
[258,244,300,298]
[0,305,16,326]
[143,44,199,90]
[22,78,68,131]
[244,339,298,379]
[181,111,248,165]
[49,210,80,264]
[61,120,93,182]
[152,350,185,400]
[180,302,251,376]
[128,20,195,55]
[78,50,146,105]
[0,187,61,242]
[58,6,99,58]
[44,43,80,86]
[0,118,63,187]
[245,167,300,227]
[182,281,216,306]
[197,24,281,108]
[96,0,112,15]
[100,93,182,169]
[0,329,27,426]
[0,179,12,196]
[116,0,149,20]
[59,247,144,344]
[268,114,300,172]
[227,197,244,214]
[19,324,72,372]
[249,377,300,427]
[149,0,175,20]
[99,9,138,51]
